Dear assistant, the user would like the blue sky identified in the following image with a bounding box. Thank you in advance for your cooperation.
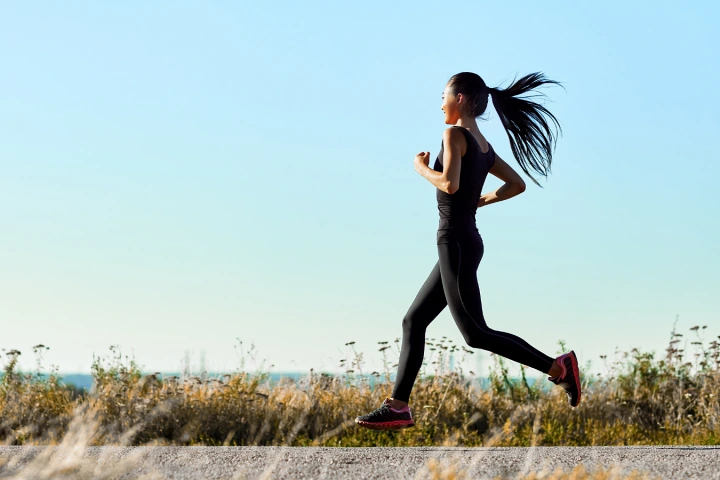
[1,1,718,377]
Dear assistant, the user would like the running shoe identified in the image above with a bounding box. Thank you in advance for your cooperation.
[548,350,582,407]
[354,397,415,430]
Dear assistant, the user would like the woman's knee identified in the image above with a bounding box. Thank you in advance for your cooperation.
[464,330,491,350]
[402,313,418,331]
[465,337,484,350]
[402,310,428,333]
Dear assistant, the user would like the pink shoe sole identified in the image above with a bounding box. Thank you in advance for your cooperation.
[354,419,415,430]
[568,350,582,406]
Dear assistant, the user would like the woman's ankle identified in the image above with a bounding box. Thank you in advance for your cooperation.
[547,359,562,378]
[388,397,408,409]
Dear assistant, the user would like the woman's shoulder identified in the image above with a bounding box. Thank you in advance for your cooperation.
[442,126,469,155]
[446,126,492,156]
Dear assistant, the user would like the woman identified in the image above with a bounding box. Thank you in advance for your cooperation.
[355,72,580,431]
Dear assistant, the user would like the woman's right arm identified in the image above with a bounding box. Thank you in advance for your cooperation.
[477,152,527,208]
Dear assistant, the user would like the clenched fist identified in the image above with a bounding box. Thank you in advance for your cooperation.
[414,151,430,175]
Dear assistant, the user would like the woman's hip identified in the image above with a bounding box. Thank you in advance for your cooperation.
[437,230,484,268]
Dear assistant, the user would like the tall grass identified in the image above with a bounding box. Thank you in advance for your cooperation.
[1,322,718,448]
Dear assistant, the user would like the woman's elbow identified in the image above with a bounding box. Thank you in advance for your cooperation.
[515,180,526,194]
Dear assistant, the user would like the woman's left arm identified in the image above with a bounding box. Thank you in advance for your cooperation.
[416,163,453,193]
[413,128,462,194]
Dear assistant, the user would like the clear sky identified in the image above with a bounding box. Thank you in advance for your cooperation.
[1,1,718,378]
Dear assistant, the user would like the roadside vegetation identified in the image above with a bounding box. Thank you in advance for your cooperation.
[1,322,718,449]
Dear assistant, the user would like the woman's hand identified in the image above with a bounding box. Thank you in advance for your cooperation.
[414,151,430,175]
[477,151,527,207]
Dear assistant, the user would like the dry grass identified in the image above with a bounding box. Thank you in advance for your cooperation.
[508,465,659,480]
[2,324,711,478]
[0,322,718,449]
[422,459,660,480]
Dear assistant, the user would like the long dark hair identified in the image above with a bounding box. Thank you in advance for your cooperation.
[447,72,564,187]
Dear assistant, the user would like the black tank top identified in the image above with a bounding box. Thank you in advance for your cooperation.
[433,126,496,244]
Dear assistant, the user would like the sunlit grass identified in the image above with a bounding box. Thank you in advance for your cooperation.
[1,321,718,448]
[422,459,660,480]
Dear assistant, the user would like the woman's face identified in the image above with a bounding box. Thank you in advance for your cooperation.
[441,84,463,124]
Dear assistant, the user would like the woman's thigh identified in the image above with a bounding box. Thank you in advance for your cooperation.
[437,235,487,338]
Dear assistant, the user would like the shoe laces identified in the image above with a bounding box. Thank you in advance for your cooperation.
[366,403,393,419]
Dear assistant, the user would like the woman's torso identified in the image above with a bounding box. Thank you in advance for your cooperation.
[433,126,496,245]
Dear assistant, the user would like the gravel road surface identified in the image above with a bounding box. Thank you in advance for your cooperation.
[1,446,718,479]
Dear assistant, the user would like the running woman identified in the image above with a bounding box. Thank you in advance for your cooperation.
[354,72,581,431]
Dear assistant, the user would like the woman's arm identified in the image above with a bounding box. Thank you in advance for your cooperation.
[414,128,464,194]
[477,152,526,208]
[419,164,454,194]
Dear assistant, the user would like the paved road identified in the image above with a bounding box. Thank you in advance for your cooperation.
[1,446,719,479]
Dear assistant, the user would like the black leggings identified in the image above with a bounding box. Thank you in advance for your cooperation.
[391,231,555,403]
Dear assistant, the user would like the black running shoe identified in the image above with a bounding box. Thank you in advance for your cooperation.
[355,397,415,430]
[548,350,582,407]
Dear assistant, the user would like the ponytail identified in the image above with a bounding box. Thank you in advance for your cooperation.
[488,72,564,187]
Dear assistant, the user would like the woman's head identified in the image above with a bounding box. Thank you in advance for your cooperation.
[443,71,564,187]
[441,73,491,123]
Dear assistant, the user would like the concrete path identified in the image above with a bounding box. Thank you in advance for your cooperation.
[1,446,719,479]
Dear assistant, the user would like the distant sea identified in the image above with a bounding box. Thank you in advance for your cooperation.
[4,371,549,392]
